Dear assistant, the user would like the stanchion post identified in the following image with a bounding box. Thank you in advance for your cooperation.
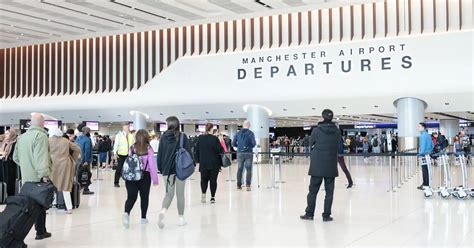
[226,154,236,182]
[388,154,395,192]
[94,153,103,181]
[276,154,285,184]
[267,155,278,189]
[396,155,401,187]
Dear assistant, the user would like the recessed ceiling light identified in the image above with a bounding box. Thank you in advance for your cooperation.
[283,108,287,111]
[342,106,347,109]
[374,105,379,108]
[312,108,316,110]
[159,113,163,115]
[230,110,234,113]
[445,102,449,105]
[205,112,209,114]
[117,115,121,117]
[98,115,102,118]
[182,112,186,115]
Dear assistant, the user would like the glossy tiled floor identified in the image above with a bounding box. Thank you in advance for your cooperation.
[4,157,474,248]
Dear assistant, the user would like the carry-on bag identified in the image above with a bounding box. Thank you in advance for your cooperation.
[56,181,80,210]
[19,181,56,209]
[0,195,42,248]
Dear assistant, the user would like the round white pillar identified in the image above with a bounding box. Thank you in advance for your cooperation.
[393,97,427,150]
[131,111,147,131]
[244,104,271,161]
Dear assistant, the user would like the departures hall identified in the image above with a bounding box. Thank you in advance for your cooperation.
[0,1,472,248]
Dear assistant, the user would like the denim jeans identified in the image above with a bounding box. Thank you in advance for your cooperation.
[237,153,253,187]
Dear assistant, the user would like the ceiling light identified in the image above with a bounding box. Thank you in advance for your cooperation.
[283,108,287,111]
[159,113,163,115]
[445,102,450,105]
[205,112,209,114]
[117,115,121,117]
[182,112,186,115]
[98,115,102,118]
[312,108,316,110]
[342,106,347,109]
[374,105,379,108]
[230,110,234,113]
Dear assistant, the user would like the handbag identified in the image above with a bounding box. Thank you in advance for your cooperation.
[19,181,56,209]
[221,154,231,167]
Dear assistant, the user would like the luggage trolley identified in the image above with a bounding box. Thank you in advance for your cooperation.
[437,153,454,198]
[419,155,434,198]
[452,154,470,199]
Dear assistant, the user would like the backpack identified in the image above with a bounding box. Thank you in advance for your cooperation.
[373,139,379,147]
[122,146,147,181]
[175,133,194,181]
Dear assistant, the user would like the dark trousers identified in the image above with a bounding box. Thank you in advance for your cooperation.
[124,172,151,219]
[421,164,429,186]
[305,176,335,218]
[337,156,353,185]
[237,153,253,187]
[114,155,128,185]
[35,209,47,235]
[201,168,219,197]
[6,161,18,196]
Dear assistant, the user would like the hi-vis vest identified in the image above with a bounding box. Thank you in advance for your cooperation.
[114,132,134,156]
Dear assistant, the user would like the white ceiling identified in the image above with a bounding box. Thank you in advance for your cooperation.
[0,0,381,48]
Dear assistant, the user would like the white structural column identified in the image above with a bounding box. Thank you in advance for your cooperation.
[439,119,460,144]
[132,111,147,130]
[227,125,238,140]
[393,97,427,150]
[244,104,271,162]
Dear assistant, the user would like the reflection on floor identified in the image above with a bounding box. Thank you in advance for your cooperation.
[3,157,474,247]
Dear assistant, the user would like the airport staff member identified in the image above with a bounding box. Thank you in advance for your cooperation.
[300,109,340,222]
[113,124,134,188]
[417,123,434,190]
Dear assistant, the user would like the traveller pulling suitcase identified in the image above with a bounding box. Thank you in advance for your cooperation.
[0,195,42,248]
[57,163,81,209]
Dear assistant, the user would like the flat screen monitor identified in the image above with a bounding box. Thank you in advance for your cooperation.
[44,120,60,131]
[159,123,168,131]
[85,121,99,131]
[197,124,206,132]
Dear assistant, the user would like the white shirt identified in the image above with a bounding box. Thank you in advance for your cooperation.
[150,139,159,153]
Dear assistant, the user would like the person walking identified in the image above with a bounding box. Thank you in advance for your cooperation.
[48,128,81,214]
[391,135,398,158]
[157,116,193,228]
[232,120,256,191]
[337,136,353,189]
[76,126,94,195]
[0,129,19,197]
[300,109,340,222]
[417,123,434,190]
[196,123,224,204]
[13,113,52,241]
[113,124,134,188]
[122,129,159,228]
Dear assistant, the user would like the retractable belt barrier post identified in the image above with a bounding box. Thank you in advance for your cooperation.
[276,154,285,184]
[267,155,278,189]
[94,152,103,181]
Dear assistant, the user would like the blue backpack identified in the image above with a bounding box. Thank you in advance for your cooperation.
[175,133,194,180]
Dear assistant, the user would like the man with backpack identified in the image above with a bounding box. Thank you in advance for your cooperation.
[371,135,380,154]
[232,121,256,191]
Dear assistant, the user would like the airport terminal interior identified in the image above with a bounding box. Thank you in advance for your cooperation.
[0,0,473,247]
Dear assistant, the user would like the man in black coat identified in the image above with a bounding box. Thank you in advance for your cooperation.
[300,109,340,222]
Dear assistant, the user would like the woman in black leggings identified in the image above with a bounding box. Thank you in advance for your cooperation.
[196,123,224,204]
[122,129,159,228]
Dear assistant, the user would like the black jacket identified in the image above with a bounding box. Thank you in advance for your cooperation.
[157,131,192,176]
[196,134,224,172]
[308,121,340,177]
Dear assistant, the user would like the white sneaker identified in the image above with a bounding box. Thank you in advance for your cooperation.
[178,216,187,226]
[122,213,130,228]
[158,209,166,229]
[141,218,148,224]
[201,194,206,203]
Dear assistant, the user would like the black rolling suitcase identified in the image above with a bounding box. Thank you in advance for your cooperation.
[56,181,80,210]
[0,195,42,248]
